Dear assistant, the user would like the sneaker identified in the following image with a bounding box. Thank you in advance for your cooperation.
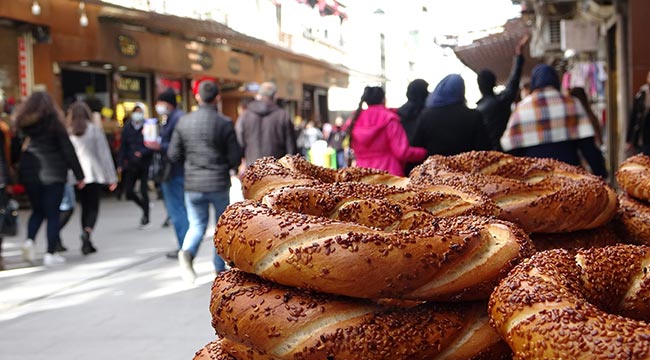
[139,215,151,230]
[55,242,68,252]
[43,253,66,266]
[178,250,196,283]
[165,250,179,259]
[22,239,35,264]
[162,217,171,228]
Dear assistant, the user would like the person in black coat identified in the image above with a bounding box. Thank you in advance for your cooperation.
[14,91,85,266]
[117,105,153,228]
[476,34,528,150]
[397,79,429,174]
[168,80,242,283]
[412,74,490,156]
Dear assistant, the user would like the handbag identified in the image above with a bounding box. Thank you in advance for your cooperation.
[0,197,19,237]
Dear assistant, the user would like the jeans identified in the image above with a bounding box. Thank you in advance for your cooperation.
[182,190,229,272]
[25,182,65,254]
[78,183,102,230]
[161,175,188,247]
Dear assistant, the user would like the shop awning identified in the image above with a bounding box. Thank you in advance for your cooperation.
[95,3,349,86]
[453,18,541,85]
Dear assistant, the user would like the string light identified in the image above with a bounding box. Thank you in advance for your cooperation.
[31,1,41,16]
[79,1,88,27]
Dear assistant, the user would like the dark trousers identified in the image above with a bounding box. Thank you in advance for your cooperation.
[25,182,64,254]
[122,167,149,218]
[79,183,102,230]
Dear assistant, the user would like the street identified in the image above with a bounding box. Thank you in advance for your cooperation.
[0,181,245,360]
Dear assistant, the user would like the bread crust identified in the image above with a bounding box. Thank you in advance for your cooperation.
[489,245,650,359]
[615,193,650,246]
[617,154,650,202]
[211,269,509,360]
[215,200,533,301]
[410,151,618,233]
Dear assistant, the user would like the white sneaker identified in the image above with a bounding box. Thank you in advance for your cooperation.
[22,239,35,264]
[43,253,66,266]
[178,250,196,283]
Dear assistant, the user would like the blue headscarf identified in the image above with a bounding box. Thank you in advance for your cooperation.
[425,74,465,108]
[530,64,561,91]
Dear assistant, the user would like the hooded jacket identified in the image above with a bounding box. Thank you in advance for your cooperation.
[413,75,491,156]
[235,99,297,166]
[349,104,426,176]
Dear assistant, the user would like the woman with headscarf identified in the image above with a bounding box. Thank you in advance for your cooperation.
[346,86,426,176]
[397,79,429,174]
[412,74,490,156]
[501,64,607,178]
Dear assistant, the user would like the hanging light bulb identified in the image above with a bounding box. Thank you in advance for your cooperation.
[31,1,41,16]
[79,1,89,27]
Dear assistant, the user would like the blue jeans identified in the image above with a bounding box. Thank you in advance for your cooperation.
[182,190,229,272]
[24,182,65,254]
[161,175,188,247]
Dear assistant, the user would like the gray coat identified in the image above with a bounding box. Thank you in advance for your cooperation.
[167,105,241,193]
[235,99,297,166]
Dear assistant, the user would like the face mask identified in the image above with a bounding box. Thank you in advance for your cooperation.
[155,104,169,116]
[131,112,144,129]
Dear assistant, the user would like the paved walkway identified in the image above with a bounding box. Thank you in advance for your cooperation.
[0,180,244,360]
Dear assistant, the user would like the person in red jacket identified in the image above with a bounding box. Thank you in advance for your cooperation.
[346,86,426,176]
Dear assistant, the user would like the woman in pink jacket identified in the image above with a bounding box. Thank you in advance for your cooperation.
[347,86,427,176]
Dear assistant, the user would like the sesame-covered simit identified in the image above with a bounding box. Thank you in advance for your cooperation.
[210,269,509,360]
[617,153,650,202]
[409,151,618,233]
[488,244,650,359]
[214,199,533,302]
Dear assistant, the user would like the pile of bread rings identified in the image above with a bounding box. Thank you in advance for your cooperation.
[194,151,650,360]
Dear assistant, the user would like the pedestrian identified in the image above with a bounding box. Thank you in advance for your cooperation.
[501,64,607,178]
[476,34,528,150]
[235,81,297,169]
[148,88,189,259]
[168,80,242,283]
[627,69,650,155]
[412,74,491,156]
[396,78,429,174]
[66,101,118,255]
[346,86,426,176]
[0,119,11,270]
[570,87,604,147]
[117,104,153,229]
[327,116,347,168]
[14,91,85,266]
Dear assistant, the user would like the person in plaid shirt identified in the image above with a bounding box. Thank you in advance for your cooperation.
[501,64,607,178]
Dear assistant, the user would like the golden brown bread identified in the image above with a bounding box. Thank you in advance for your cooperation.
[614,193,650,246]
[617,153,650,201]
[215,200,533,301]
[410,151,618,233]
[241,156,409,201]
[488,245,650,359]
[211,269,510,360]
[193,339,239,360]
[261,182,501,225]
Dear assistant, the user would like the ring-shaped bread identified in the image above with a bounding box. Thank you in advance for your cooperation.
[215,200,533,301]
[617,154,650,202]
[489,244,650,359]
[615,193,650,246]
[410,151,618,233]
[210,269,510,360]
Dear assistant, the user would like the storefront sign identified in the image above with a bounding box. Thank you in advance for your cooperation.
[197,52,213,70]
[116,75,145,100]
[117,34,139,58]
[18,37,28,97]
[228,57,241,75]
